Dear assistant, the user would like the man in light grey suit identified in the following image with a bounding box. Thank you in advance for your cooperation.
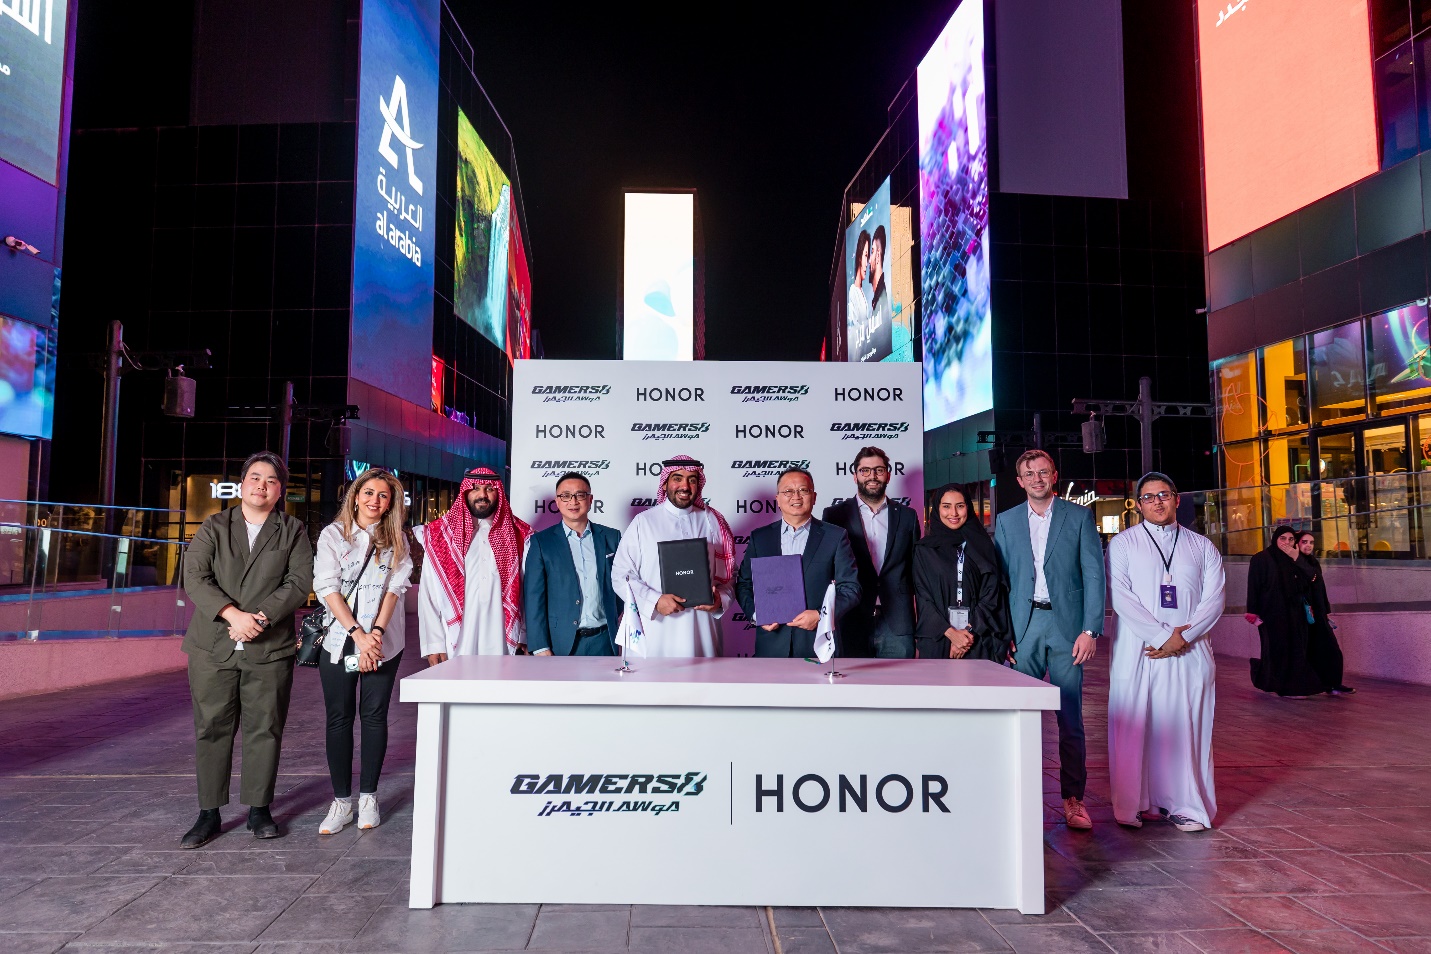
[994,449,1106,831]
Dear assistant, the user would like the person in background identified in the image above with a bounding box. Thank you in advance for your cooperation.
[312,468,413,835]
[994,449,1105,831]
[735,468,861,657]
[913,483,1012,661]
[524,472,623,657]
[1246,526,1326,697]
[821,446,921,658]
[1107,473,1224,834]
[416,466,533,662]
[179,451,314,848]
[1296,531,1354,696]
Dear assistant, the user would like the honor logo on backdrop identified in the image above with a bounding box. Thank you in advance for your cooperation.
[536,498,605,514]
[835,460,907,476]
[734,424,805,440]
[631,422,710,441]
[535,424,606,439]
[735,498,780,514]
[831,422,909,440]
[833,386,905,402]
[730,385,808,403]
[635,386,705,403]
[532,385,611,404]
[732,459,812,478]
[511,772,708,819]
[532,460,611,478]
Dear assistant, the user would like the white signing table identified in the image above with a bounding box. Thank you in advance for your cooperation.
[400,656,1060,913]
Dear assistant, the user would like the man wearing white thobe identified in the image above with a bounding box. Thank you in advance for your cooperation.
[1107,472,1225,833]
[611,456,735,657]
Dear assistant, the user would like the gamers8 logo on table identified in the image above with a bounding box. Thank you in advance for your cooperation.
[510,771,709,818]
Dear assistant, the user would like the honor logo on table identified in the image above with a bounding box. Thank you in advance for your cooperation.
[830,422,909,440]
[511,772,709,818]
[730,385,808,403]
[532,460,611,479]
[531,385,610,403]
[631,422,710,441]
[754,773,952,814]
[731,459,812,478]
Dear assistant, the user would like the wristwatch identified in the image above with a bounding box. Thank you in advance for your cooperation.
[1079,629,1097,639]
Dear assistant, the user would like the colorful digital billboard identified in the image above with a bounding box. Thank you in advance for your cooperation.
[847,178,893,363]
[1197,0,1378,250]
[507,210,532,362]
[455,108,511,352]
[623,192,694,361]
[0,0,69,184]
[350,0,440,409]
[917,0,993,430]
[1369,300,1431,414]
[0,314,55,439]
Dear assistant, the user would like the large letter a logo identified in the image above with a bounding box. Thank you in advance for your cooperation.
[379,74,425,196]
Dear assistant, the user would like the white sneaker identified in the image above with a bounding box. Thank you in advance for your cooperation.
[357,793,381,830]
[1168,813,1208,832]
[319,798,354,835]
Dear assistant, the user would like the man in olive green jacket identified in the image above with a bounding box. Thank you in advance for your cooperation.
[180,451,314,848]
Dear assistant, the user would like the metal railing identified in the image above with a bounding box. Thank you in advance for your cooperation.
[1188,472,1431,561]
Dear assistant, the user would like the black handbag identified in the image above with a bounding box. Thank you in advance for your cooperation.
[296,539,377,667]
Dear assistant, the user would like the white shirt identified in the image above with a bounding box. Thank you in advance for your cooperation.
[1028,503,1052,602]
[857,498,888,575]
[235,517,267,651]
[312,523,414,663]
[780,518,812,556]
[416,518,530,657]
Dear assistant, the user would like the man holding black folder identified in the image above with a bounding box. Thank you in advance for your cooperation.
[735,468,861,657]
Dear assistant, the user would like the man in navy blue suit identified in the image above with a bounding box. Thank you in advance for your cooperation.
[735,468,861,658]
[524,472,623,656]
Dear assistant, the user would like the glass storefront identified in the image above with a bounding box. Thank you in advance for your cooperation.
[1309,321,1367,425]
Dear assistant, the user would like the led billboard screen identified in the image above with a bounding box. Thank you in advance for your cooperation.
[455,108,511,352]
[350,0,440,409]
[847,178,915,364]
[917,0,993,430]
[623,192,694,361]
[0,314,55,439]
[507,210,532,362]
[0,0,69,184]
[1197,0,1378,250]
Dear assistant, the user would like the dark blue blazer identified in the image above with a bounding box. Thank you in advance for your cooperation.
[734,517,862,658]
[523,521,623,656]
[821,497,921,647]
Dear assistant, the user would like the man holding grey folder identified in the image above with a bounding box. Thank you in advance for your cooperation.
[735,468,862,658]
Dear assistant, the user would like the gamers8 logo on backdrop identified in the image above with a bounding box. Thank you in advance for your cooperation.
[531,385,611,404]
[510,771,708,818]
[731,459,812,478]
[532,460,611,479]
[730,385,809,404]
[631,422,710,441]
[831,422,909,441]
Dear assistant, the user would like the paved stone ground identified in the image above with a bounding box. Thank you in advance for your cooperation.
[2,619,1430,952]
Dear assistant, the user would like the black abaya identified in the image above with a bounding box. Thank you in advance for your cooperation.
[1298,553,1345,690]
[1246,546,1328,696]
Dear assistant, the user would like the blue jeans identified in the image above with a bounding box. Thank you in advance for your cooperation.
[1012,609,1087,800]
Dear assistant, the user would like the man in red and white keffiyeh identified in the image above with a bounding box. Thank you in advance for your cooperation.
[415,466,533,661]
[610,456,736,657]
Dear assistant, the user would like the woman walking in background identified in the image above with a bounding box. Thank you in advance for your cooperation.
[313,469,414,834]
[1296,531,1354,695]
[1246,526,1326,697]
[913,483,1012,661]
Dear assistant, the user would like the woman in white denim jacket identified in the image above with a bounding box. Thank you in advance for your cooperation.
[312,468,413,834]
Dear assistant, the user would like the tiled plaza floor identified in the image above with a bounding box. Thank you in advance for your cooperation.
[2,618,1430,953]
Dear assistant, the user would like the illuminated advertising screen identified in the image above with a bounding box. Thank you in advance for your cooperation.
[350,0,440,409]
[917,0,993,430]
[455,109,511,351]
[1197,0,1378,250]
[506,210,532,362]
[1369,300,1431,414]
[847,178,916,364]
[0,0,69,184]
[623,192,694,361]
[0,315,55,439]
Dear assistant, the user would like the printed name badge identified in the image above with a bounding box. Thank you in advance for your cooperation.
[1159,584,1178,609]
[948,607,970,630]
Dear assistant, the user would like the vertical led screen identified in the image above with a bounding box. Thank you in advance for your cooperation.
[1197,0,1378,250]
[847,178,895,363]
[0,0,69,184]
[0,314,55,439]
[917,0,992,430]
[1369,300,1431,414]
[454,108,511,352]
[506,211,532,362]
[350,0,440,409]
[623,192,694,361]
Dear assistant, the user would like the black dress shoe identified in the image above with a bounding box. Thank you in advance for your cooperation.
[246,805,281,839]
[180,808,221,849]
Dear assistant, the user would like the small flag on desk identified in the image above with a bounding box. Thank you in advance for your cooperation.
[616,579,647,658]
[812,582,836,664]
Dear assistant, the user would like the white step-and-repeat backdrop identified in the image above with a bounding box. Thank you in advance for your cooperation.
[510,360,925,656]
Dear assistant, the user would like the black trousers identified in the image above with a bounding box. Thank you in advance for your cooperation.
[318,644,403,798]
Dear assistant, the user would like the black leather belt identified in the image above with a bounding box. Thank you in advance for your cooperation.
[1031,600,1053,611]
[575,625,607,637]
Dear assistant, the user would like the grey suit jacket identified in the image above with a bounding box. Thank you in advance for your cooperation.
[182,507,315,662]
[993,497,1105,643]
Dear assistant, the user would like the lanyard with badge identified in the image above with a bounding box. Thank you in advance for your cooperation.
[1144,524,1180,609]
[948,544,971,630]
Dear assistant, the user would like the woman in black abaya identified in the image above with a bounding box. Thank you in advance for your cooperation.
[1296,531,1354,695]
[1246,526,1327,696]
[913,483,1013,661]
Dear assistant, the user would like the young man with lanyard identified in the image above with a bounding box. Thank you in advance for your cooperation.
[1106,472,1226,833]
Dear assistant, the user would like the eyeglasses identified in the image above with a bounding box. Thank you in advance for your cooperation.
[1020,469,1054,479]
[856,466,889,477]
[555,492,592,503]
[778,488,814,498]
[1138,491,1175,503]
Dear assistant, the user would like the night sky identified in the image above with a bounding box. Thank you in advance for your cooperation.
[450,4,961,361]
